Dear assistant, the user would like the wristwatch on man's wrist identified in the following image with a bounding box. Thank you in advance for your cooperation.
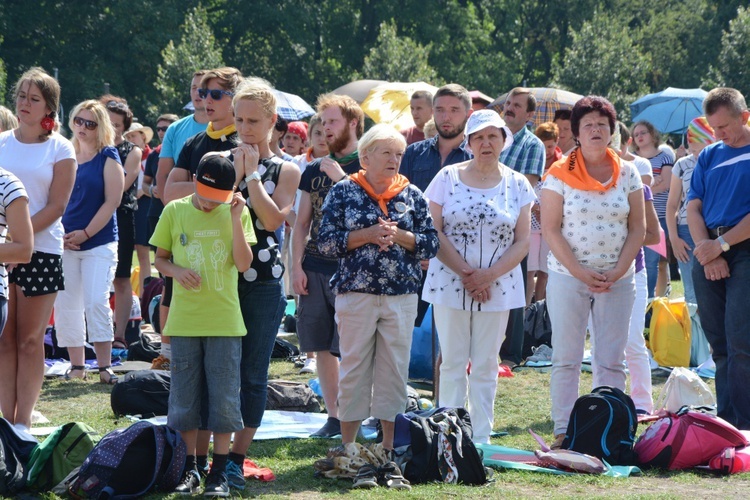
[245,171,262,184]
[717,235,730,252]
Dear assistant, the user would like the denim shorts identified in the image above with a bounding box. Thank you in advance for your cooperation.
[168,336,243,433]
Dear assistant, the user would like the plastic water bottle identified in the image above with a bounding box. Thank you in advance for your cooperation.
[418,398,434,410]
[308,378,322,397]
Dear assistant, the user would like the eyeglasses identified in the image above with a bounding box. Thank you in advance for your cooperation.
[633,131,649,138]
[106,100,129,113]
[156,126,169,132]
[198,88,234,100]
[73,116,98,131]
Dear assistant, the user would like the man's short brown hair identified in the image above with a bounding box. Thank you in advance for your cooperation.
[200,67,243,92]
[535,122,559,142]
[317,93,365,138]
[433,84,471,111]
[508,87,536,113]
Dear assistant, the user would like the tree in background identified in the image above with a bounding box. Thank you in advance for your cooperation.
[551,11,651,122]
[704,6,750,97]
[151,5,224,120]
[355,21,437,83]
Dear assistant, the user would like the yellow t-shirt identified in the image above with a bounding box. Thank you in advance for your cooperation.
[149,195,256,337]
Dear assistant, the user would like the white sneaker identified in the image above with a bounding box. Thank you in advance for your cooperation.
[299,357,317,374]
[526,344,553,367]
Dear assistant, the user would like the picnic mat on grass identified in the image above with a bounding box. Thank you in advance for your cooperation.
[133,411,379,441]
[476,443,641,477]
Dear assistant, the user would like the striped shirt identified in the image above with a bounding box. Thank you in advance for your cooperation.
[0,169,28,298]
[647,150,674,218]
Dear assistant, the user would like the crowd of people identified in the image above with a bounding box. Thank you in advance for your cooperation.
[0,64,749,496]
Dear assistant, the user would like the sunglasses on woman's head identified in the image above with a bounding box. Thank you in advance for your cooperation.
[73,116,98,130]
[106,100,129,112]
[198,88,234,100]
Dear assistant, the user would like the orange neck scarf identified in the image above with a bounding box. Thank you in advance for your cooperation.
[544,147,621,191]
[350,170,410,215]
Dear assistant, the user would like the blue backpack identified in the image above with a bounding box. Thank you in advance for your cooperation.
[69,421,185,499]
[561,386,638,465]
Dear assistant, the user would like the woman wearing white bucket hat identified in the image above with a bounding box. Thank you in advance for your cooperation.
[423,109,535,443]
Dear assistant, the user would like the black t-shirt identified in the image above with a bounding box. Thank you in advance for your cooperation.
[144,149,163,218]
[298,154,362,274]
[174,131,240,177]
[117,140,138,211]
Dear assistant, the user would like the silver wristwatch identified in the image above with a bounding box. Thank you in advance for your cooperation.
[717,235,730,252]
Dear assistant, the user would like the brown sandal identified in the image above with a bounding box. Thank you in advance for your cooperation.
[64,365,87,381]
[98,366,119,385]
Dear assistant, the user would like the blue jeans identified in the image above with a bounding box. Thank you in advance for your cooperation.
[168,336,243,433]
[645,217,670,298]
[692,242,750,429]
[238,278,286,428]
[676,224,696,304]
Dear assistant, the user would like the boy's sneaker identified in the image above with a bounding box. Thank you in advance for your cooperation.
[174,469,201,495]
[310,417,341,438]
[151,354,170,370]
[299,357,317,374]
[525,345,553,367]
[203,471,230,497]
[225,460,245,490]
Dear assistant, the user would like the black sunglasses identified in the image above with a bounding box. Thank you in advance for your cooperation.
[198,88,234,100]
[156,126,169,132]
[73,116,98,131]
[106,100,129,113]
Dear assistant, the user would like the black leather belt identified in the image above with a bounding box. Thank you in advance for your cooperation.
[708,226,734,239]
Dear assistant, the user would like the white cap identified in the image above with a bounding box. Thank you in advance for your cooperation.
[465,109,514,152]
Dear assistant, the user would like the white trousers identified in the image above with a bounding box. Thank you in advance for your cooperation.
[547,270,635,435]
[55,242,117,347]
[434,306,510,444]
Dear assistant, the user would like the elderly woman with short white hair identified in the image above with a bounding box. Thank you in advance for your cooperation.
[423,109,535,444]
[318,124,438,452]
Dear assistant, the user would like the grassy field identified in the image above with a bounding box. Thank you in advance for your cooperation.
[29,276,749,499]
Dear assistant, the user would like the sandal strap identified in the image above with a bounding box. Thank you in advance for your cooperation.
[98,365,112,372]
[70,365,86,371]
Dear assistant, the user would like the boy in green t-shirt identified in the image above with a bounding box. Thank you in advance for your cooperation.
[150,152,256,497]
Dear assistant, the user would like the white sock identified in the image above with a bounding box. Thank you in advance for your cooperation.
[161,342,171,360]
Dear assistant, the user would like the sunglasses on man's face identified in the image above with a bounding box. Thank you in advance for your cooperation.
[73,116,98,131]
[156,126,169,132]
[198,88,234,100]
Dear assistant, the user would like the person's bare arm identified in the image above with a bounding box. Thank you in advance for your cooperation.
[155,157,174,200]
[230,193,253,273]
[30,158,76,233]
[291,192,312,295]
[1,198,33,263]
[164,167,194,204]
[666,171,690,261]
[122,146,141,193]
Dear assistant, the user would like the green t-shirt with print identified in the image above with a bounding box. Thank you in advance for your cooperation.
[149,195,256,337]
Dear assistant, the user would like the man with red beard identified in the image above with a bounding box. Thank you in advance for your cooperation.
[292,94,364,438]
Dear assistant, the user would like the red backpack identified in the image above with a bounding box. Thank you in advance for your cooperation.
[634,407,748,470]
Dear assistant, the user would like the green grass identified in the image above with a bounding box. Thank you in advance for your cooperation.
[28,277,745,499]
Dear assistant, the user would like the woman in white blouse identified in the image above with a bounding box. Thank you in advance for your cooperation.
[541,96,645,449]
[0,68,76,429]
[424,110,534,444]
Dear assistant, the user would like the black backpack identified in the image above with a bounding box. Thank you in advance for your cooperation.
[522,299,552,359]
[111,370,170,418]
[265,380,321,412]
[126,332,161,362]
[392,407,487,485]
[69,421,186,499]
[0,418,38,495]
[561,386,638,465]
[271,337,300,359]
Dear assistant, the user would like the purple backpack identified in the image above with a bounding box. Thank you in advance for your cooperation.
[69,421,185,499]
[635,407,748,470]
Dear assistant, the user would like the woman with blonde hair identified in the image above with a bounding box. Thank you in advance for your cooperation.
[224,78,301,489]
[55,100,123,384]
[0,106,18,132]
[0,67,76,429]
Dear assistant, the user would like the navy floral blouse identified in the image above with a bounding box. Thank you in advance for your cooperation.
[318,179,439,296]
